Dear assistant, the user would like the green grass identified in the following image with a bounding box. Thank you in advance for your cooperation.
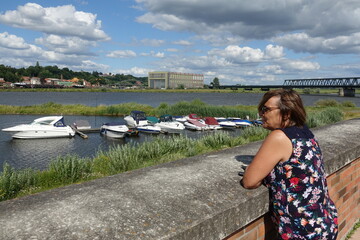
[345,219,360,240]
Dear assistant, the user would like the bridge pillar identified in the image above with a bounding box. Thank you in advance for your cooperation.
[339,88,355,97]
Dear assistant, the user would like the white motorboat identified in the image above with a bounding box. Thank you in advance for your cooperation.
[100,120,129,138]
[154,115,185,133]
[124,110,149,127]
[1,116,75,139]
[184,119,209,131]
[124,111,161,133]
[136,125,162,134]
[229,118,253,127]
[173,116,187,123]
[214,118,237,128]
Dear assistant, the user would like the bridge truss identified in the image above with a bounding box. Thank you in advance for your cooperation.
[283,77,360,88]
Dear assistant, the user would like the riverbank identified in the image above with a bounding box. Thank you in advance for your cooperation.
[0,107,345,202]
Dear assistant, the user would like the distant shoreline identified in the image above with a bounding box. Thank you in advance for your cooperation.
[0,87,352,95]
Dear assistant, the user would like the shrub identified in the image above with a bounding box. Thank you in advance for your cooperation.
[315,99,339,107]
[341,101,356,107]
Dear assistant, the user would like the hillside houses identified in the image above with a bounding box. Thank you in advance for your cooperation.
[11,77,92,88]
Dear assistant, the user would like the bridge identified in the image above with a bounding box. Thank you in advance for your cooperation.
[218,77,360,97]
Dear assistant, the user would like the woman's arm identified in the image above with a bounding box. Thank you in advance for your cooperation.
[241,129,292,189]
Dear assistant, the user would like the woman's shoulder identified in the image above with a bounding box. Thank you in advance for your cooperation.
[279,125,314,139]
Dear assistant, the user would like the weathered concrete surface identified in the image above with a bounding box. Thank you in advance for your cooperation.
[0,119,359,240]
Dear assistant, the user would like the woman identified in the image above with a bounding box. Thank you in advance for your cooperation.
[241,89,338,240]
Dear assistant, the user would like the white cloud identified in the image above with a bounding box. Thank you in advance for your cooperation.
[135,0,360,54]
[264,44,284,59]
[115,67,152,76]
[209,45,264,63]
[154,52,164,58]
[172,40,192,46]
[140,51,165,58]
[107,50,137,58]
[136,38,165,46]
[35,35,96,55]
[0,32,30,49]
[71,60,109,72]
[0,3,109,41]
[274,32,360,54]
[0,32,104,70]
[281,60,320,71]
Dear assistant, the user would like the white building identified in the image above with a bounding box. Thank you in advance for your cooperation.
[148,72,204,89]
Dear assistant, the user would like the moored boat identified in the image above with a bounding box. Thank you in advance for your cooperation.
[124,111,149,127]
[229,118,253,127]
[154,115,185,133]
[100,120,129,138]
[1,116,75,139]
[203,117,222,130]
[136,125,162,134]
[184,119,209,131]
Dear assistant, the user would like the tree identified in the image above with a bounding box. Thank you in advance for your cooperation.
[211,77,220,88]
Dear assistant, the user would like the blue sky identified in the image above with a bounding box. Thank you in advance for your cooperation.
[1,0,360,85]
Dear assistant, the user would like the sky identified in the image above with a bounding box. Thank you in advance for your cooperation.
[1,0,360,85]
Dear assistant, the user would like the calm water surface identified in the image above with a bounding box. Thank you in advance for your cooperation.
[1,91,360,107]
[1,91,359,172]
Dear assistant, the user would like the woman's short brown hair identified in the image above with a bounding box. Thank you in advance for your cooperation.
[258,89,306,127]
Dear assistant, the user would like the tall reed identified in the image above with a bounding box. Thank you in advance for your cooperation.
[307,107,344,128]
[156,99,258,119]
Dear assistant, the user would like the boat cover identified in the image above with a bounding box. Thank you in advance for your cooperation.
[187,119,207,127]
[188,114,201,119]
[204,117,219,125]
[130,111,147,120]
[160,115,173,122]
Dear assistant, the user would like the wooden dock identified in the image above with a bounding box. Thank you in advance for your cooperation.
[71,126,101,139]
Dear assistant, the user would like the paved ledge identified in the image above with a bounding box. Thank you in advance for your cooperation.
[1,119,360,240]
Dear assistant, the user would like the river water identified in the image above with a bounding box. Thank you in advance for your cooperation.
[1,91,359,172]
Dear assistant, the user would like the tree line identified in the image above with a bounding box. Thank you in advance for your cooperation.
[0,63,147,86]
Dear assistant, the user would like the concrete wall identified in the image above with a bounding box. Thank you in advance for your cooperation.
[0,119,359,240]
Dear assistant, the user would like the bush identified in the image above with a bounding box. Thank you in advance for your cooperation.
[315,99,339,107]
[341,101,356,107]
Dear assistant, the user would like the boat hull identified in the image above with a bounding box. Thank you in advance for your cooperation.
[155,122,185,133]
[136,125,161,134]
[2,126,75,139]
[100,124,129,138]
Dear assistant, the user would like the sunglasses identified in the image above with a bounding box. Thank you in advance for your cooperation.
[260,106,279,114]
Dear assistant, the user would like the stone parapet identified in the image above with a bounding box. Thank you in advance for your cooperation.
[0,119,359,240]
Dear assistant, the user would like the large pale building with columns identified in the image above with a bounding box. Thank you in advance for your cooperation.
[148,71,204,89]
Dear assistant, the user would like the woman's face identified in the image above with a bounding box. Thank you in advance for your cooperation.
[259,96,283,130]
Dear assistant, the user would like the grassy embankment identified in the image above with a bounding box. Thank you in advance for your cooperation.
[0,99,356,202]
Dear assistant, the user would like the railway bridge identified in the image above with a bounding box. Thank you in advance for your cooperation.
[219,77,360,97]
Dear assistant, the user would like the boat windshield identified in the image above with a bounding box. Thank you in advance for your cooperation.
[31,119,53,125]
[30,118,66,127]
[131,111,147,120]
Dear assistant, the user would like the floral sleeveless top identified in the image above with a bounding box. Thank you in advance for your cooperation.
[263,125,338,240]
